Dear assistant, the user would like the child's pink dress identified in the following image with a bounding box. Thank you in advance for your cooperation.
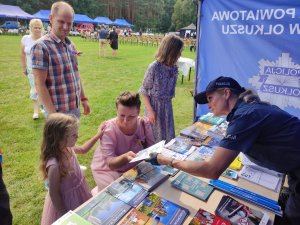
[41,149,92,225]
[91,117,155,191]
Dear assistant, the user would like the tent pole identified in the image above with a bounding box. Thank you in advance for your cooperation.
[193,0,203,122]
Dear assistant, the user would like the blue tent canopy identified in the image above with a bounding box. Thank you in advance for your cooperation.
[93,16,112,25]
[33,11,94,24]
[111,19,133,27]
[0,4,34,19]
[33,10,50,21]
[74,14,94,24]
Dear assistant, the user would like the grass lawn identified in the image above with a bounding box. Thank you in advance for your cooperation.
[0,35,196,224]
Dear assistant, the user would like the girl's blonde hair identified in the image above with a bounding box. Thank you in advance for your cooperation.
[156,34,184,66]
[29,19,43,34]
[40,113,79,180]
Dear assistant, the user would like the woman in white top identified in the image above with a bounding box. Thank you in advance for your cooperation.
[20,19,44,119]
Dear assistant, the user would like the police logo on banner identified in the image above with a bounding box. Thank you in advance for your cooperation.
[249,53,300,110]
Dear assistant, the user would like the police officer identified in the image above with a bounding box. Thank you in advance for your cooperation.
[150,76,300,224]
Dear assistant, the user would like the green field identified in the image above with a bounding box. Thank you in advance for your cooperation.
[0,35,196,224]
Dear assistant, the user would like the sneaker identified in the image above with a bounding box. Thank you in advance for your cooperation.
[33,113,39,120]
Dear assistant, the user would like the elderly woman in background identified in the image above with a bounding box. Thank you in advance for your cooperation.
[20,19,44,119]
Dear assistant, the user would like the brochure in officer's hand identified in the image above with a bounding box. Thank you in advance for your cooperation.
[130,140,165,163]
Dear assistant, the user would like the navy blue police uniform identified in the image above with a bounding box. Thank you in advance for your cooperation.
[194,76,300,224]
[219,99,300,224]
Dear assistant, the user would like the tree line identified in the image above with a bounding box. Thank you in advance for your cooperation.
[1,0,198,32]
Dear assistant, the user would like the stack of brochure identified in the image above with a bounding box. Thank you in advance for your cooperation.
[180,122,211,141]
[106,179,148,207]
[198,113,225,125]
[136,193,190,225]
[239,154,284,192]
[52,211,92,225]
[76,191,132,224]
[171,172,214,202]
[164,136,198,155]
[207,121,228,140]
[123,161,169,191]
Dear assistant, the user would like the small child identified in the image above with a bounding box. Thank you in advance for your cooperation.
[139,34,184,143]
[40,113,104,225]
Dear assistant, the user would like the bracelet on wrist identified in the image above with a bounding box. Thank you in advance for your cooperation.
[81,97,88,101]
[168,159,175,168]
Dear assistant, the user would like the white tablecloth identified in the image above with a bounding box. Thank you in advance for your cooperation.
[177,57,195,76]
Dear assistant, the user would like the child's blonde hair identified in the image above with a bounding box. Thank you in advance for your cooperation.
[156,34,184,67]
[40,113,78,179]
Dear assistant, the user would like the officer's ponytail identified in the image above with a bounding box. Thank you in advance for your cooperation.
[238,89,261,104]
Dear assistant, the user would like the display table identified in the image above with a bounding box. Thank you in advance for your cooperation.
[71,166,281,225]
[154,173,281,224]
[56,118,282,225]
[177,57,195,84]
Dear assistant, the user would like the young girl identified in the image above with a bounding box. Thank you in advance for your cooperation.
[139,34,184,142]
[40,113,103,225]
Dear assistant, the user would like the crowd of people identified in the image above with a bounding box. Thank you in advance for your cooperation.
[9,2,183,225]
[0,1,299,225]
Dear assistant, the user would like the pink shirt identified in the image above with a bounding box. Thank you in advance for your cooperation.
[91,117,155,173]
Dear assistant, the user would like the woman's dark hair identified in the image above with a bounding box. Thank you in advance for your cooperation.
[115,91,141,109]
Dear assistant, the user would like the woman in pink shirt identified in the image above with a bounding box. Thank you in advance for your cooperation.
[91,91,155,192]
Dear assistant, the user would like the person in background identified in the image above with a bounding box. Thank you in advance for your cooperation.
[20,19,44,119]
[91,91,155,192]
[40,113,104,225]
[0,150,12,225]
[108,26,118,57]
[124,27,128,36]
[32,1,90,118]
[98,25,108,57]
[139,34,184,143]
[47,23,51,33]
[149,76,300,225]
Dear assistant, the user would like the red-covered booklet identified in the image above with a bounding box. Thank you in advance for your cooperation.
[215,195,269,225]
[189,208,230,225]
